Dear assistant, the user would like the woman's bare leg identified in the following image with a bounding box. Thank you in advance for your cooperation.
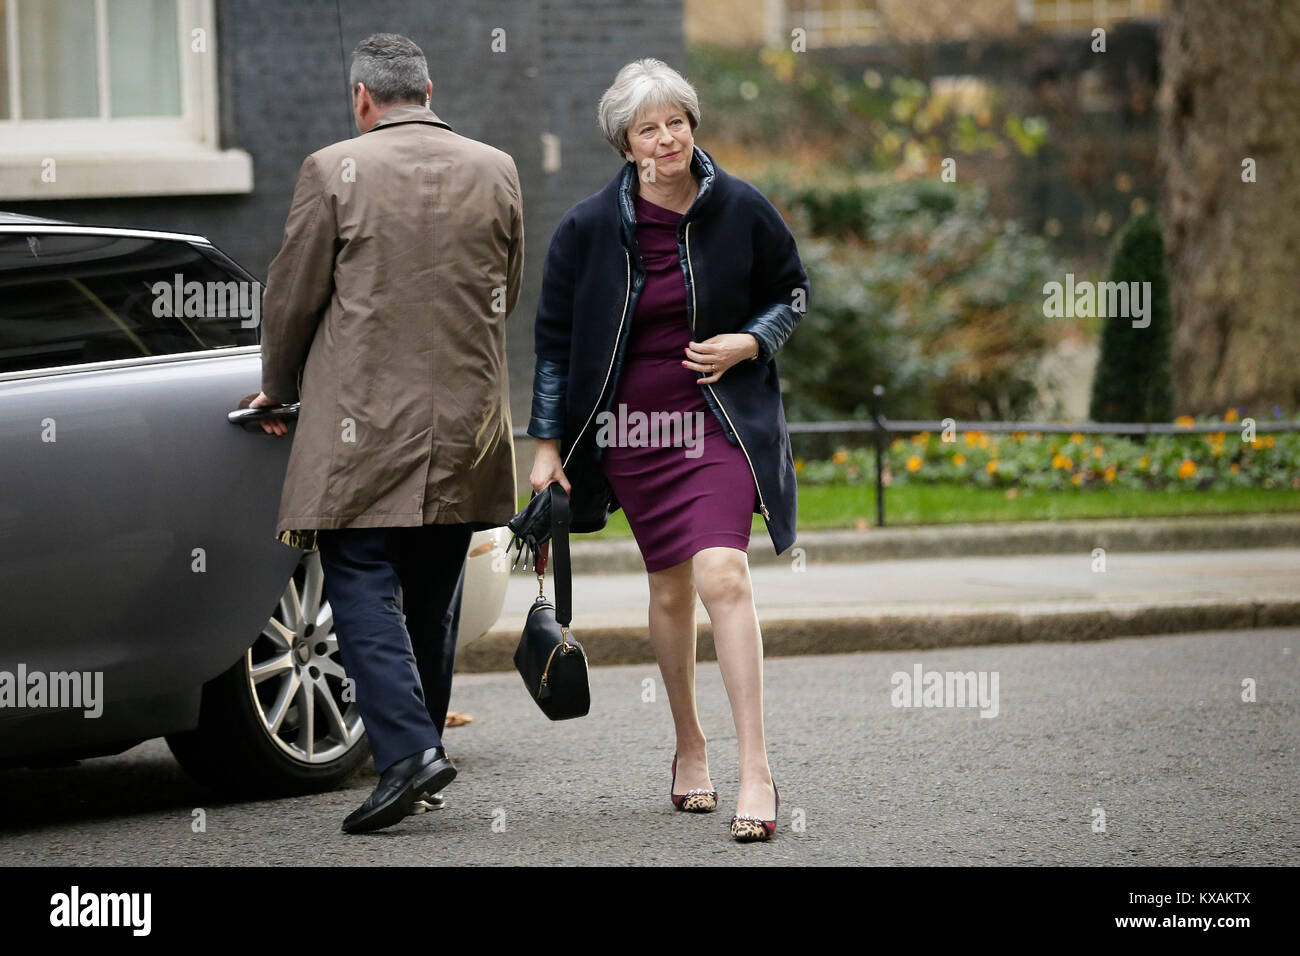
[646,558,712,792]
[692,546,775,819]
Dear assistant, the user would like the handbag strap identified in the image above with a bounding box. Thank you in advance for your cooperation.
[549,483,572,627]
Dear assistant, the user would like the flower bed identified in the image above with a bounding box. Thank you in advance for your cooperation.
[796,412,1300,492]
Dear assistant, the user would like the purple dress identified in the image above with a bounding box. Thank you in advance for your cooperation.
[599,193,756,572]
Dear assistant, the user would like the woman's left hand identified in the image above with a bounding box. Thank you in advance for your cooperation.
[683,333,759,384]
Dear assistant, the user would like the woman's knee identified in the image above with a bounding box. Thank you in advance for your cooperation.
[692,549,751,607]
[648,562,695,613]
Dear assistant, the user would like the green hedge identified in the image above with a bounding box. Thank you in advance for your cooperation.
[767,182,1063,450]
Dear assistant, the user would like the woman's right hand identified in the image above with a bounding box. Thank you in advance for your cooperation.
[530,438,572,496]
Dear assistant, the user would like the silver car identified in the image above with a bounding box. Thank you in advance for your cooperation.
[0,212,509,796]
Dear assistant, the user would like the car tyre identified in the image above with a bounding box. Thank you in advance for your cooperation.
[166,551,370,798]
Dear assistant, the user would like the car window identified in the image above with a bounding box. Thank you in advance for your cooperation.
[0,232,260,375]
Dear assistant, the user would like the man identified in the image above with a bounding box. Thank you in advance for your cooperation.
[250,33,523,834]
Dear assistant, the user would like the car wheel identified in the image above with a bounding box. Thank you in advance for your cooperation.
[166,550,370,798]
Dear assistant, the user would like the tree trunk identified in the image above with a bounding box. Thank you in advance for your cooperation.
[1158,0,1300,415]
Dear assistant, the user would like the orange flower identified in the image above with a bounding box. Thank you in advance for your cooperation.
[1177,459,1197,479]
[1069,432,1085,445]
[1092,444,1104,458]
[890,438,904,451]
[1229,463,1240,474]
[794,459,804,474]
[906,455,922,472]
[952,453,966,467]
[1265,435,1275,448]
[1224,408,1239,423]
[1071,472,1083,485]
[1104,465,1116,482]
[964,432,978,447]
[977,434,990,449]
[831,449,849,464]
[1138,456,1149,469]
[1174,415,1196,428]
[986,460,998,474]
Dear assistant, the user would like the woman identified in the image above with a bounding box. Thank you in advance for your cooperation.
[526,58,809,842]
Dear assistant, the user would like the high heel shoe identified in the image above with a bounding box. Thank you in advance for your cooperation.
[730,779,779,842]
[670,754,718,813]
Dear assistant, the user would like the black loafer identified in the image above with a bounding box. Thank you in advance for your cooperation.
[342,746,457,834]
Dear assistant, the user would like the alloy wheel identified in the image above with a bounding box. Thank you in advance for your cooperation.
[245,552,365,763]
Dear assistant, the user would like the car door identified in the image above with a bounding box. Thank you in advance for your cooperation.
[0,227,301,756]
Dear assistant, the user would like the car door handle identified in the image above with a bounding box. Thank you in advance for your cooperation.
[227,403,300,426]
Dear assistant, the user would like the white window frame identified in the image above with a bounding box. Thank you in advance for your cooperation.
[1021,0,1153,26]
[775,0,882,49]
[0,0,251,200]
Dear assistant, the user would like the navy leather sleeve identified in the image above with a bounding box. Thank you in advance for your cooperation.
[741,303,801,365]
[527,356,568,439]
[739,196,810,364]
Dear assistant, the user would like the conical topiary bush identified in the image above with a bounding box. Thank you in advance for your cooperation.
[1088,211,1174,424]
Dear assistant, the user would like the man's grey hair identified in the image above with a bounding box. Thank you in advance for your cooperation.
[598,58,701,159]
[350,33,429,107]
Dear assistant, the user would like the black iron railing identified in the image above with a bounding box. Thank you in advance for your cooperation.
[512,384,1300,527]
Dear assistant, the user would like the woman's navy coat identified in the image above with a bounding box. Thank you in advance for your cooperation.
[526,144,810,558]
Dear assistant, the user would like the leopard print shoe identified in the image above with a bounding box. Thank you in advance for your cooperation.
[670,754,718,813]
[730,780,780,842]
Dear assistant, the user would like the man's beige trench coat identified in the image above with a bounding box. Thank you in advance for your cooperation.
[260,104,523,550]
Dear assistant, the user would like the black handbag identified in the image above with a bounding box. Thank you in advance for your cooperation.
[510,484,590,720]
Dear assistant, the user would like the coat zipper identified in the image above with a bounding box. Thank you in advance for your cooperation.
[563,251,632,472]
[684,222,771,521]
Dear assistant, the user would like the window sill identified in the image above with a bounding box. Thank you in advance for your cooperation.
[0,148,253,200]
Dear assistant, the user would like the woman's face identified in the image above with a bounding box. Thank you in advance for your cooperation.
[625,103,694,181]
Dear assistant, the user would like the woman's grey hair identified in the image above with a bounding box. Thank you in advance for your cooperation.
[350,33,429,106]
[598,58,701,159]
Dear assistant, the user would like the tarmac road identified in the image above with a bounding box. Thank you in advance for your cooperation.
[0,628,1295,866]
